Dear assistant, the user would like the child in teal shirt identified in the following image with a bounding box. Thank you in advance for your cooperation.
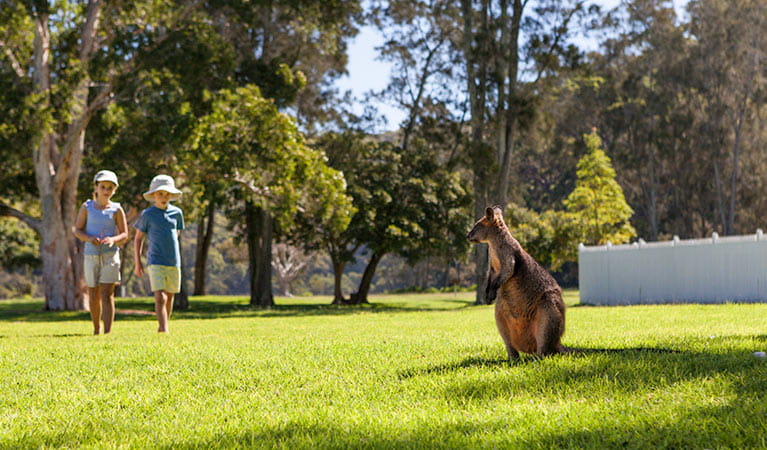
[134,175,184,333]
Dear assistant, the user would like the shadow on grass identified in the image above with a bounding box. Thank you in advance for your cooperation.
[167,342,767,448]
[16,397,767,450]
[5,337,766,448]
[28,333,91,338]
[440,335,767,399]
[0,297,475,323]
[398,356,514,378]
[393,337,767,448]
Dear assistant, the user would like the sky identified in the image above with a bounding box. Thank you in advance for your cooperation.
[334,0,687,132]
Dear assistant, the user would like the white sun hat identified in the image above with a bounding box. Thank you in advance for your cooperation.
[93,170,119,187]
[143,174,182,201]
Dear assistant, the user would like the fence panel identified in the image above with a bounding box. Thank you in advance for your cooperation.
[578,231,767,305]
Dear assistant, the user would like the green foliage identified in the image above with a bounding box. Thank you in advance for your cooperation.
[321,132,472,263]
[187,85,353,237]
[565,131,636,245]
[0,217,39,271]
[505,204,580,271]
[1,294,766,448]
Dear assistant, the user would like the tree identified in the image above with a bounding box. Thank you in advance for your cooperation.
[0,0,202,309]
[452,0,593,304]
[687,0,767,235]
[187,84,352,307]
[326,135,471,304]
[565,130,635,246]
[271,242,313,297]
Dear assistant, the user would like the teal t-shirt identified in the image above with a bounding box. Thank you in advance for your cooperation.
[134,205,184,267]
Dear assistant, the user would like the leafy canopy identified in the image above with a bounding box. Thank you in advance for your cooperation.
[186,84,352,238]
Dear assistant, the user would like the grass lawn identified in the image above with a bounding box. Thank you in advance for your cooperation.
[1,290,766,449]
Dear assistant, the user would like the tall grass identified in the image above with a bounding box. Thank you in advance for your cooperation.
[0,291,765,448]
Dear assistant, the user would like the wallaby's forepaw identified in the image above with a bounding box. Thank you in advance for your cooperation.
[486,277,500,303]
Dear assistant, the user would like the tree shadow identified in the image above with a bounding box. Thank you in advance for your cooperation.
[6,336,766,448]
[28,333,91,338]
[440,336,767,402]
[0,297,475,322]
[398,356,524,379]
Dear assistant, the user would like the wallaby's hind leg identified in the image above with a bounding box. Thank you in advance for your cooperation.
[495,305,520,360]
[535,299,565,357]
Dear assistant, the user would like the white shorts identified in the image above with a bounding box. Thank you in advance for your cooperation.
[147,265,181,294]
[84,251,121,287]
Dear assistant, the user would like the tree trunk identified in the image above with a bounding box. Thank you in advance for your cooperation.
[330,258,347,304]
[246,201,274,307]
[193,203,215,295]
[713,159,727,233]
[644,139,659,241]
[726,82,752,235]
[494,0,523,209]
[174,232,189,310]
[36,125,88,310]
[31,2,103,310]
[349,252,383,305]
[461,0,526,305]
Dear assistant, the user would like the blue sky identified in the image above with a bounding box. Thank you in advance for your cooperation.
[335,0,687,131]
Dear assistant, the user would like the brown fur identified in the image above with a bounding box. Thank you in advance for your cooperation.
[467,206,566,359]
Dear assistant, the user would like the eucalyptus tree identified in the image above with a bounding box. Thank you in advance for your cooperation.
[187,85,352,307]
[79,0,362,298]
[181,0,362,294]
[203,0,363,134]
[0,0,210,309]
[455,0,591,303]
[366,0,593,303]
[687,0,767,235]
[586,0,688,240]
[314,131,471,305]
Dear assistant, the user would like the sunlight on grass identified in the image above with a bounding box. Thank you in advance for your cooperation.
[1,292,766,448]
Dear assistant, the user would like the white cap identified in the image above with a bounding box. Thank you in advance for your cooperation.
[93,170,119,187]
[143,175,182,201]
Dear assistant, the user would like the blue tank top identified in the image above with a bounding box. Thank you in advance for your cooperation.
[84,199,120,255]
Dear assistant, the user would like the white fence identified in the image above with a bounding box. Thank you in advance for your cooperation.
[578,230,767,305]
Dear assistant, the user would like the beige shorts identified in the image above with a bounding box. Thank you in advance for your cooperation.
[147,265,181,294]
[84,251,121,287]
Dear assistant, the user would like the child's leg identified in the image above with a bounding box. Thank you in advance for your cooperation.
[100,283,116,334]
[154,291,169,332]
[165,291,174,320]
[88,287,101,335]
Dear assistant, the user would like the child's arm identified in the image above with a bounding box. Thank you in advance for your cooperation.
[73,204,100,246]
[134,229,145,277]
[104,206,129,247]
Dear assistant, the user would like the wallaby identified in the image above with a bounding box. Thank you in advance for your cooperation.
[467,206,566,359]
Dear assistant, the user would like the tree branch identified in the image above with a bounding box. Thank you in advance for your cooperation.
[80,0,103,63]
[233,169,272,197]
[56,0,201,192]
[0,201,42,234]
[0,40,26,78]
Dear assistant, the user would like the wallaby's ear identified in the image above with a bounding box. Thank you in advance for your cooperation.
[485,207,494,220]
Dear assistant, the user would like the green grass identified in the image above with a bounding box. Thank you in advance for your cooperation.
[1,290,766,449]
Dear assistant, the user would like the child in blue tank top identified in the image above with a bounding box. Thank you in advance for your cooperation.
[133,174,184,333]
[74,170,128,335]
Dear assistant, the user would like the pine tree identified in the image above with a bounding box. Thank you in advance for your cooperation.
[565,130,636,245]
